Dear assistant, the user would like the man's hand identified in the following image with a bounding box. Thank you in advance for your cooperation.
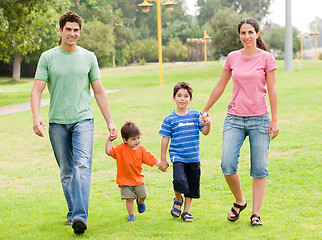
[33,116,46,137]
[108,122,117,140]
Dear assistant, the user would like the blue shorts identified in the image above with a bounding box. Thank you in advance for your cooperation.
[173,162,201,198]
[221,114,270,178]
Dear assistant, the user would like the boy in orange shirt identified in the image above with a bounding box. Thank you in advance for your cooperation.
[106,121,168,221]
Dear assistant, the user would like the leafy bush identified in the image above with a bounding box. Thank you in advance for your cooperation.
[132,37,187,63]
[163,38,187,62]
[319,53,322,60]
[132,38,158,62]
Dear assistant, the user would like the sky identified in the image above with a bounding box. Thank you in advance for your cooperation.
[268,0,322,32]
[185,0,322,33]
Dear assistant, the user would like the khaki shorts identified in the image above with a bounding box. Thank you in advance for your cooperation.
[119,183,147,199]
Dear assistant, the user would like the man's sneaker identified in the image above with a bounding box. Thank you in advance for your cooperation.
[65,219,73,226]
[72,219,87,234]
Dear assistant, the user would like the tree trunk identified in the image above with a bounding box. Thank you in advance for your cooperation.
[12,53,21,82]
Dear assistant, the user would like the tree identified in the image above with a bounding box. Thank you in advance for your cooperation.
[209,8,247,59]
[221,0,272,22]
[77,20,115,67]
[197,0,224,26]
[162,19,203,44]
[0,0,68,81]
[70,0,114,24]
[71,0,136,66]
[263,25,300,57]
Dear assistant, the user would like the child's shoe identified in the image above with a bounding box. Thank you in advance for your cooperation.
[127,215,136,221]
[136,199,146,213]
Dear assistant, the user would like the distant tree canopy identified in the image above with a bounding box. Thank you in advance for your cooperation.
[221,0,272,22]
[1,0,319,79]
[197,0,273,27]
[0,0,68,80]
[77,20,115,67]
[0,0,67,63]
[263,26,300,55]
[209,8,246,59]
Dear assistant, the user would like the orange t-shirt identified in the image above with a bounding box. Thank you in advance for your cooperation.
[109,143,158,186]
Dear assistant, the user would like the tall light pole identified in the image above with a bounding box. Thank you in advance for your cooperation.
[284,0,293,71]
[310,24,320,60]
[203,30,211,62]
[296,33,304,60]
[138,0,176,85]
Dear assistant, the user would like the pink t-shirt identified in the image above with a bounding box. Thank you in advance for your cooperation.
[223,49,277,116]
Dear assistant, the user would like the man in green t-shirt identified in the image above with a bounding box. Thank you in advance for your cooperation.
[30,11,117,235]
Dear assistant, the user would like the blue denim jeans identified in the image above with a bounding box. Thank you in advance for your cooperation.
[221,114,270,178]
[49,119,94,223]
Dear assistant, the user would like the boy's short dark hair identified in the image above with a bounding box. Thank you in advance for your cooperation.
[121,121,141,140]
[59,11,82,30]
[173,82,193,99]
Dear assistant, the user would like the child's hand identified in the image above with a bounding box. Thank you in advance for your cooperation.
[156,160,169,172]
[108,134,116,141]
[200,112,210,126]
[204,116,211,126]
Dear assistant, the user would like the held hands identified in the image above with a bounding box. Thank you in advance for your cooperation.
[108,122,117,141]
[156,160,169,172]
[200,112,211,126]
[107,134,116,141]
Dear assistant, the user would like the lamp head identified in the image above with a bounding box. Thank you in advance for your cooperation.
[138,0,153,13]
[163,0,176,12]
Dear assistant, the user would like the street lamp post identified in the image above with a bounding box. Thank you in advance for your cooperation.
[186,38,191,62]
[296,33,304,60]
[203,30,211,62]
[310,24,320,60]
[138,0,176,85]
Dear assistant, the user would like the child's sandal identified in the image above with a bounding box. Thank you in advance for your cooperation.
[181,211,193,222]
[170,198,183,218]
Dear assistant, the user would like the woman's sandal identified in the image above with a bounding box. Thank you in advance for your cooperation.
[171,198,183,218]
[181,211,193,222]
[250,214,263,226]
[227,201,247,222]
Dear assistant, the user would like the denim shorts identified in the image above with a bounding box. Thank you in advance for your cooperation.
[221,114,271,178]
[173,162,201,198]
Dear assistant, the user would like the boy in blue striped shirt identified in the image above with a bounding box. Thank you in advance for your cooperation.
[159,82,211,222]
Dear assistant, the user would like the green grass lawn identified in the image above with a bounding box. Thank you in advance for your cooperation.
[0,78,50,107]
[0,61,321,239]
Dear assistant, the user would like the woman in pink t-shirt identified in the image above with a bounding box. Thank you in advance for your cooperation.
[201,17,279,226]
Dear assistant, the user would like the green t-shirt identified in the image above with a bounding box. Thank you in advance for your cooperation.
[35,46,100,124]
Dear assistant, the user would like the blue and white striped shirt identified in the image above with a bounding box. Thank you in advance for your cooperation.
[159,109,205,163]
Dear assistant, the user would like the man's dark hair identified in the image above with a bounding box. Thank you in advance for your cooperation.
[173,82,193,99]
[121,121,141,140]
[59,11,82,30]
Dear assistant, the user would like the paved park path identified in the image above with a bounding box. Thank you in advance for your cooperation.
[0,89,118,116]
